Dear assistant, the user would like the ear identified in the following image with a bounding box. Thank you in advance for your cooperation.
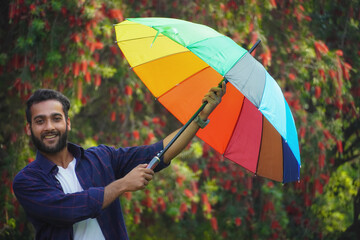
[67,117,71,131]
[26,122,32,136]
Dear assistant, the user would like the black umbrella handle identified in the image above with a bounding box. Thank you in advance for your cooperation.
[147,40,261,169]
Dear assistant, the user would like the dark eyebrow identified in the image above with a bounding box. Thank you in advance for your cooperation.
[33,113,63,120]
[51,113,63,118]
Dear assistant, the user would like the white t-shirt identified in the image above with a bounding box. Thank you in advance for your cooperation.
[55,158,105,240]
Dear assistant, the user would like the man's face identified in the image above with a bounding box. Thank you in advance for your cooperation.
[26,100,71,154]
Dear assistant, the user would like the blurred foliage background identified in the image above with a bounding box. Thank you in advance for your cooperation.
[0,0,359,239]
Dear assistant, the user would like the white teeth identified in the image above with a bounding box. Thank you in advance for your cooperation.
[44,135,56,139]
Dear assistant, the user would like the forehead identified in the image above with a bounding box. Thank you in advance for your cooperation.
[30,100,65,118]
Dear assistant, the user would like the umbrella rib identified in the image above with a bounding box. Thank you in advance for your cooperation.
[128,49,190,69]
[116,34,167,44]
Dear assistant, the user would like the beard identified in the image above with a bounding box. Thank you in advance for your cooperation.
[30,126,68,154]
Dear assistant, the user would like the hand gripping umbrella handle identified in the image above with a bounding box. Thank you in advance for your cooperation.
[147,40,261,170]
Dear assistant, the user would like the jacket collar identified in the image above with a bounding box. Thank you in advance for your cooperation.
[35,142,84,174]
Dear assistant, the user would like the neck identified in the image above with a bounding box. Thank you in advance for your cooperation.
[41,146,73,169]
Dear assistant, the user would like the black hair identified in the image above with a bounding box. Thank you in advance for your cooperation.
[26,89,71,123]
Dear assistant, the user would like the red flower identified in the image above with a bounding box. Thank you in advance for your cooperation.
[134,101,143,112]
[124,85,133,96]
[314,41,329,59]
[201,193,211,213]
[314,179,323,194]
[85,72,91,83]
[80,60,87,74]
[157,197,166,212]
[61,7,67,16]
[210,217,218,232]
[318,154,325,168]
[70,33,81,43]
[134,214,140,224]
[336,140,343,153]
[184,189,194,198]
[235,217,242,226]
[29,64,36,72]
[95,41,104,50]
[270,0,276,8]
[259,48,271,67]
[108,9,124,22]
[77,80,82,100]
[318,69,326,82]
[176,176,185,187]
[288,73,296,81]
[191,202,197,214]
[29,4,36,12]
[73,62,80,77]
[343,62,352,80]
[110,46,118,55]
[94,74,101,87]
[335,50,343,56]
[132,130,140,140]
[271,220,281,230]
[299,127,306,139]
[110,111,116,122]
[152,117,160,124]
[179,202,188,217]
[124,192,132,200]
[248,207,255,216]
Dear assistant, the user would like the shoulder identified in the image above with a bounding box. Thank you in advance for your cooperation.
[13,161,43,189]
[85,144,116,157]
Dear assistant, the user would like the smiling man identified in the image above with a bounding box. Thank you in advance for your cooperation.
[13,85,225,240]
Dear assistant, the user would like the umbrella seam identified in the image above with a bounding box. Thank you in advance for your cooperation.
[221,96,245,162]
[255,115,264,177]
[128,49,190,69]
[155,66,213,101]
[115,34,167,44]
[186,35,247,76]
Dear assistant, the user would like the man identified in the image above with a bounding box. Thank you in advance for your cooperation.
[13,83,226,240]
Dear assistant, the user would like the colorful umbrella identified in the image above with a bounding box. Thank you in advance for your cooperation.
[114,18,301,183]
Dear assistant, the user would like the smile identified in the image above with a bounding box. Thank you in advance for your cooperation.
[43,135,57,139]
[42,132,59,140]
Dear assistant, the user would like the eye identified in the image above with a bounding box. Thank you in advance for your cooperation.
[35,119,44,125]
[54,117,62,122]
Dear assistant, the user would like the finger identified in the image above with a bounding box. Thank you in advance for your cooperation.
[143,171,154,180]
[143,168,155,175]
[222,81,227,95]
[140,180,148,188]
[137,163,148,168]
[207,91,221,103]
[211,86,224,98]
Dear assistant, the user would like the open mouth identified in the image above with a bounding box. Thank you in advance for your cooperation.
[42,132,59,140]
[43,135,57,139]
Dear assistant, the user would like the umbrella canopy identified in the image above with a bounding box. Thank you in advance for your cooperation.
[114,17,301,183]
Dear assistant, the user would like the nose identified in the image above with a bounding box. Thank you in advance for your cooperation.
[44,118,55,131]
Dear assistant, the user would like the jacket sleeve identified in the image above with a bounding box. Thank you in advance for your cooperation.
[13,169,104,227]
[97,140,169,179]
